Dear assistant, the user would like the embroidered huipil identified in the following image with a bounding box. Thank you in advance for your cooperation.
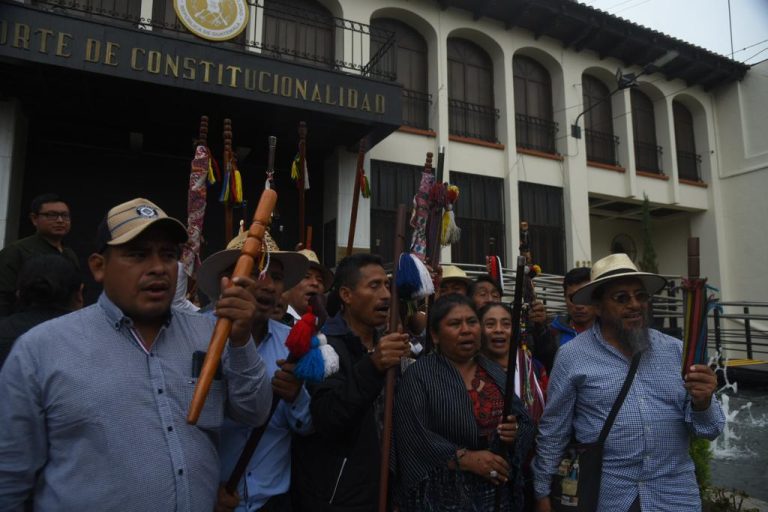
[533,323,724,512]
[218,319,313,511]
[0,293,271,512]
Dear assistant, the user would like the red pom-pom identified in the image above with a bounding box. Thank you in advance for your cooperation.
[285,310,317,358]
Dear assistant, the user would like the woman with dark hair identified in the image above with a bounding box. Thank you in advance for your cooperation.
[0,254,83,368]
[393,294,535,511]
[478,302,547,512]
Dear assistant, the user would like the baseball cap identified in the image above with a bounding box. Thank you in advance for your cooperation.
[96,198,187,251]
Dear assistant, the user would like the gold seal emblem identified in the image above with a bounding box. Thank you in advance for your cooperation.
[174,0,249,42]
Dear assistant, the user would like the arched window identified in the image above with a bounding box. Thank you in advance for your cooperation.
[371,19,429,129]
[514,56,556,154]
[263,0,334,68]
[447,38,497,142]
[582,75,618,166]
[631,89,662,173]
[673,101,700,181]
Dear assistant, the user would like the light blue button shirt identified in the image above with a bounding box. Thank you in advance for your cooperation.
[218,319,313,511]
[0,293,270,512]
[533,322,725,512]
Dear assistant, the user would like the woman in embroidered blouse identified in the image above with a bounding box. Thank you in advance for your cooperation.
[393,294,535,511]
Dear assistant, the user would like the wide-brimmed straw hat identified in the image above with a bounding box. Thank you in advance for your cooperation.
[197,230,309,299]
[297,248,334,289]
[440,265,472,288]
[571,253,667,305]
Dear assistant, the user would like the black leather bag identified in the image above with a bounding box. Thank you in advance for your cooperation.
[550,353,640,512]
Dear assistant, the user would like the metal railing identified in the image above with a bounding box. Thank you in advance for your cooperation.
[401,89,431,130]
[634,140,663,174]
[515,113,558,154]
[448,99,499,142]
[30,0,397,81]
[677,150,702,182]
[585,128,620,166]
[452,265,768,362]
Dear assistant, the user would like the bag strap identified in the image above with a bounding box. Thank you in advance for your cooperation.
[597,352,641,443]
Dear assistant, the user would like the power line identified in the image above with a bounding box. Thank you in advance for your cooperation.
[743,46,768,63]
[731,38,768,56]
[612,0,653,16]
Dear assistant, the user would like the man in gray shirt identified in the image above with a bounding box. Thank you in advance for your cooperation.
[0,198,272,511]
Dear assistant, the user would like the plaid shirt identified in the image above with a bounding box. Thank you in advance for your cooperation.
[533,322,724,511]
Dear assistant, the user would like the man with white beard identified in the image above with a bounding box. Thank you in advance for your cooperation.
[533,253,724,512]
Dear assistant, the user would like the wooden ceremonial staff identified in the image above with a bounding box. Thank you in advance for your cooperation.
[378,203,407,512]
[494,254,527,511]
[346,137,367,256]
[187,187,278,424]
[223,119,234,242]
[298,121,307,246]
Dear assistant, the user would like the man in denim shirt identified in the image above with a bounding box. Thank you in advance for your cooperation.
[534,254,724,512]
[0,198,271,511]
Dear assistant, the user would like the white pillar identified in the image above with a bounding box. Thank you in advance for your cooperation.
[0,99,28,249]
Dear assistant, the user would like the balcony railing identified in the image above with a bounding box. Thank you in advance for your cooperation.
[634,141,663,174]
[30,0,397,81]
[449,99,499,142]
[677,150,702,181]
[585,128,620,166]
[401,89,431,131]
[515,113,558,154]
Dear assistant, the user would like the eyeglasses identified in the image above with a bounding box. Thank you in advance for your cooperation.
[609,290,651,305]
[37,212,71,221]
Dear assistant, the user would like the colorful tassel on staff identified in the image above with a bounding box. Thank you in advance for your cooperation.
[285,309,340,383]
[486,255,504,295]
[440,185,461,245]
[396,253,435,300]
[291,154,310,190]
[360,171,371,199]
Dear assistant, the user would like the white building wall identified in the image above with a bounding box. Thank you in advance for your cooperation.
[713,60,768,302]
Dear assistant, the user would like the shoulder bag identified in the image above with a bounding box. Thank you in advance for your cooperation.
[550,352,641,512]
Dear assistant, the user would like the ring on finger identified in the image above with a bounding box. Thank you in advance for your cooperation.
[489,470,499,479]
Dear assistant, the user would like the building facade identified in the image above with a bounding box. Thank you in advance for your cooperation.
[0,0,766,304]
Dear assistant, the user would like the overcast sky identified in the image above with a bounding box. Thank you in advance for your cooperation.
[580,0,768,64]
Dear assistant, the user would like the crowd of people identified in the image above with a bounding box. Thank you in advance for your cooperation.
[0,194,724,512]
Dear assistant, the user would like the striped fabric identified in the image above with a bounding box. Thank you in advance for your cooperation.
[533,323,725,511]
[392,353,535,511]
[0,293,270,511]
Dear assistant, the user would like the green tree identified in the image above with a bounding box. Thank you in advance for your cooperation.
[639,194,658,273]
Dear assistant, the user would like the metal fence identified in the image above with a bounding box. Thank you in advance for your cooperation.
[401,89,431,130]
[515,113,558,154]
[585,128,620,166]
[677,150,702,182]
[634,140,663,174]
[448,99,499,142]
[30,0,397,81]
[453,264,768,361]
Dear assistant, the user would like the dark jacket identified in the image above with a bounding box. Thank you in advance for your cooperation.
[0,234,79,316]
[0,307,67,368]
[291,314,385,512]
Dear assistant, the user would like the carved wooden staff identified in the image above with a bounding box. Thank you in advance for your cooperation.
[298,121,307,246]
[346,137,367,256]
[494,254,527,511]
[187,187,278,424]
[223,119,234,242]
[378,203,407,512]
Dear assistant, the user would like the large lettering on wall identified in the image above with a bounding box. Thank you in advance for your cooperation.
[0,3,401,125]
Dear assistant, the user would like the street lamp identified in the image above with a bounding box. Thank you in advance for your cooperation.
[571,50,679,139]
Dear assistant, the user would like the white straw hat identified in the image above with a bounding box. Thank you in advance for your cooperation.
[570,253,667,305]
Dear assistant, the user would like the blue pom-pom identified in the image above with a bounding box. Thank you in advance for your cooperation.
[294,347,325,383]
[396,252,421,299]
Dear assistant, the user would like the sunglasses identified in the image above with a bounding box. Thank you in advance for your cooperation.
[609,290,651,305]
